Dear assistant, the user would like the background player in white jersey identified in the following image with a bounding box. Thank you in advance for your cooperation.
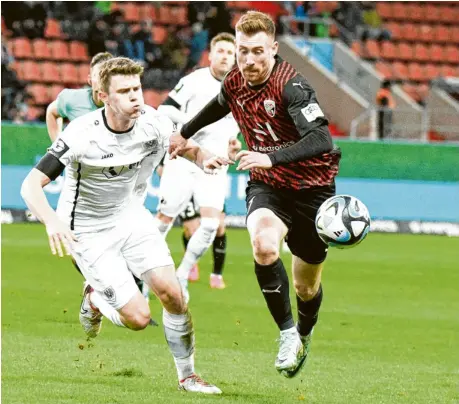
[156,33,240,296]
[20,58,230,394]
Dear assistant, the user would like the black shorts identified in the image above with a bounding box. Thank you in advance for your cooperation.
[246,180,335,264]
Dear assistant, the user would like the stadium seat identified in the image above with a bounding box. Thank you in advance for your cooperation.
[375,62,393,79]
[78,64,90,84]
[376,2,393,19]
[430,44,445,63]
[400,23,418,42]
[425,4,441,23]
[425,64,440,81]
[152,26,167,44]
[41,62,61,83]
[28,84,50,105]
[351,41,363,57]
[69,41,89,62]
[227,1,252,9]
[12,38,32,59]
[417,84,429,101]
[452,26,459,44]
[60,63,80,85]
[381,41,397,60]
[11,61,23,80]
[444,45,459,64]
[405,4,424,22]
[199,50,210,67]
[433,25,450,43]
[365,40,380,59]
[397,42,414,61]
[392,62,409,80]
[172,6,188,25]
[418,24,434,42]
[44,18,63,39]
[22,61,41,81]
[32,39,52,60]
[439,6,456,24]
[392,3,409,20]
[440,64,456,78]
[49,84,65,100]
[402,83,420,102]
[26,106,43,121]
[123,3,141,22]
[159,6,173,24]
[413,44,429,62]
[385,22,402,41]
[408,62,425,82]
[50,40,70,61]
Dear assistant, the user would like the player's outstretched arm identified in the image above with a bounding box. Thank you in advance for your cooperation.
[228,137,242,161]
[179,139,233,174]
[21,163,77,257]
[169,95,231,159]
[46,100,64,142]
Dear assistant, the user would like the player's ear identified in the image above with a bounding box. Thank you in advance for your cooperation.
[87,74,92,87]
[99,89,108,105]
[272,41,279,56]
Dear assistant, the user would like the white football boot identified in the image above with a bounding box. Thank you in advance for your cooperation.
[79,282,103,338]
[274,328,304,376]
[179,374,222,394]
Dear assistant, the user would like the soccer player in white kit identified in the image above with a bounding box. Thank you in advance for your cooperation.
[20,58,229,394]
[156,33,240,297]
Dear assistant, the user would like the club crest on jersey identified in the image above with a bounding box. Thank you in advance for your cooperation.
[143,138,158,152]
[264,100,276,117]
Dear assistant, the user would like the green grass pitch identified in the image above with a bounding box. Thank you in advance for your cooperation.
[2,224,459,404]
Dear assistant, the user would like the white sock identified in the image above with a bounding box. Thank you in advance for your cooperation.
[90,291,126,327]
[176,217,219,280]
[163,309,195,381]
[280,326,298,336]
[154,217,173,238]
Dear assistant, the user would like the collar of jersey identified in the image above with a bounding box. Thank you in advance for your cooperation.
[102,109,135,135]
[246,55,282,91]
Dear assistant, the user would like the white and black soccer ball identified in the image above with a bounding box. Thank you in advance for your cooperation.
[315,195,371,249]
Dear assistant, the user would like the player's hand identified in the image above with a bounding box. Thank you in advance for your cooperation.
[45,218,78,257]
[235,150,273,171]
[228,138,242,161]
[168,132,188,159]
[203,156,234,174]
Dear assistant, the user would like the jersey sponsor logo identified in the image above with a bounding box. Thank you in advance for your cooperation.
[103,286,116,302]
[253,122,279,142]
[48,139,69,158]
[101,153,114,159]
[251,141,295,152]
[301,103,324,122]
[174,83,184,93]
[102,165,125,178]
[263,99,276,117]
[236,99,245,111]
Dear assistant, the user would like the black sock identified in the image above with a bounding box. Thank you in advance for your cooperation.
[212,234,226,275]
[297,284,323,337]
[182,233,190,250]
[255,259,295,331]
[134,276,144,292]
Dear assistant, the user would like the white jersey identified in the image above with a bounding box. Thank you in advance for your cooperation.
[50,105,173,232]
[168,67,240,157]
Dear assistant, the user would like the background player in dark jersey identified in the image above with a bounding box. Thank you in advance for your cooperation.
[169,11,341,378]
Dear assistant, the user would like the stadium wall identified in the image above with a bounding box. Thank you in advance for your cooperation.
[2,125,459,234]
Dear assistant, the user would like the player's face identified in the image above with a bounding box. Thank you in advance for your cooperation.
[209,40,235,79]
[236,31,278,85]
[102,75,144,119]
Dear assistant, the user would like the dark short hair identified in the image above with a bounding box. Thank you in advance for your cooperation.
[90,52,114,68]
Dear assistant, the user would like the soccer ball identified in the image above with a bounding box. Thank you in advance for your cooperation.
[315,195,371,249]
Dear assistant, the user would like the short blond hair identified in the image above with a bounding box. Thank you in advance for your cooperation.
[90,52,113,68]
[99,57,144,93]
[210,32,235,50]
[235,11,276,38]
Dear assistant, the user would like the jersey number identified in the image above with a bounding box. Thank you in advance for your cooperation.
[253,122,279,142]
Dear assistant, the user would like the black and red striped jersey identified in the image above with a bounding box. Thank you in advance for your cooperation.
[219,55,340,190]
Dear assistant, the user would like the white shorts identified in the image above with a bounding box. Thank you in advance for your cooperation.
[71,207,174,310]
[158,156,227,218]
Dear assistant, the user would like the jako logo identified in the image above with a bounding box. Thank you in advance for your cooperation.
[102,153,114,159]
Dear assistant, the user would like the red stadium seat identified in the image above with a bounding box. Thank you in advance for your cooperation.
[376,2,393,19]
[152,26,167,44]
[69,41,89,62]
[171,6,188,25]
[41,62,60,83]
[28,84,50,105]
[26,106,43,121]
[402,83,420,102]
[413,44,429,62]
[429,44,444,63]
[11,61,23,80]
[158,6,173,24]
[60,63,80,85]
[22,61,41,81]
[385,23,402,41]
[444,45,459,64]
[123,3,141,22]
[397,42,414,61]
[408,62,425,82]
[375,62,393,79]
[400,23,418,42]
[424,64,440,80]
[392,62,409,80]
[452,26,459,45]
[425,4,441,23]
[439,6,456,24]
[392,3,409,20]
[440,64,456,78]
[49,84,65,100]
[12,38,32,59]
[418,24,434,43]
[32,39,51,60]
[78,64,90,85]
[44,18,63,39]
[199,50,210,67]
[365,40,380,59]
[405,4,424,22]
[381,41,397,60]
[351,41,363,57]
[417,84,429,101]
[433,25,450,43]
[50,40,70,61]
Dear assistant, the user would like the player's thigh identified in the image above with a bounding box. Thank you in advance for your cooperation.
[72,230,139,311]
[287,184,335,265]
[179,196,201,236]
[194,171,226,213]
[246,181,290,244]
[121,208,175,280]
[158,158,196,217]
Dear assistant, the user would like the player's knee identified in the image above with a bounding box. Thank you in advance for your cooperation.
[157,212,174,224]
[156,287,185,314]
[252,231,279,264]
[126,309,151,331]
[294,282,318,301]
[200,217,220,241]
